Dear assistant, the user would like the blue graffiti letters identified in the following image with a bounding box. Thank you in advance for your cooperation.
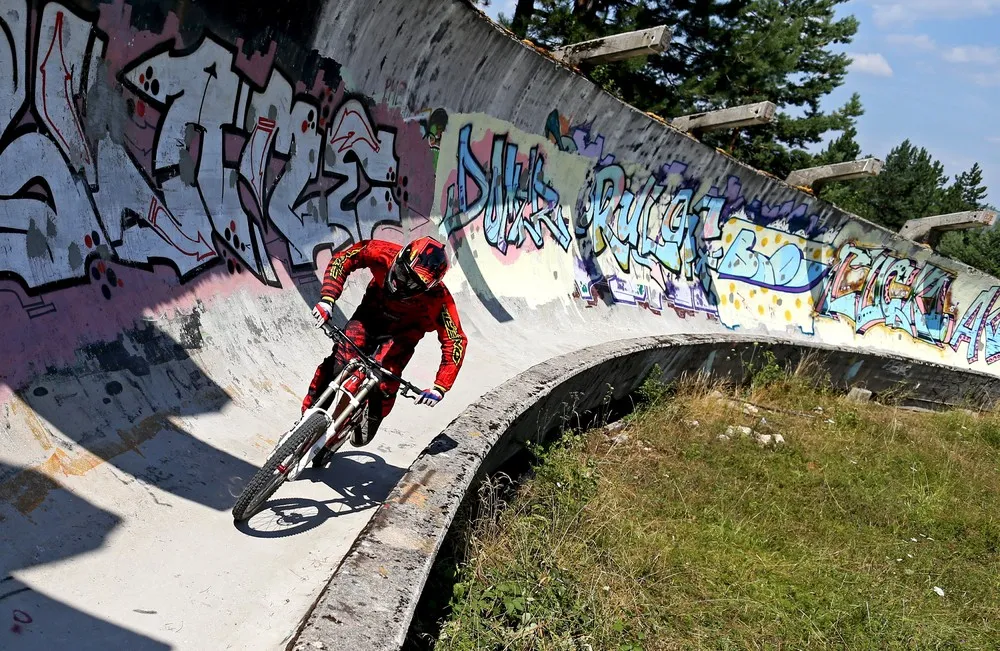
[579,164,726,282]
[717,228,828,292]
[443,124,571,253]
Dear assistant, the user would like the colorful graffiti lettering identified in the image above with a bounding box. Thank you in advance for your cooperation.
[717,222,829,293]
[818,244,957,347]
[949,286,1000,364]
[576,267,664,316]
[573,148,836,334]
[576,160,727,304]
[442,123,571,253]
[0,1,421,297]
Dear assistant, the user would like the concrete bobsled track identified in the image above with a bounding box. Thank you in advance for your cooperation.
[2,0,1000,648]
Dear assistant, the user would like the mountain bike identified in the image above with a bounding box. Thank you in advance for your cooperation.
[231,322,421,521]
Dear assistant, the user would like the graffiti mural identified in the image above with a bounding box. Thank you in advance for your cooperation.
[717,220,829,293]
[406,107,449,168]
[0,0,427,297]
[544,109,614,165]
[817,244,958,347]
[573,153,835,330]
[577,160,725,303]
[441,123,572,254]
[948,286,1000,364]
[576,265,665,316]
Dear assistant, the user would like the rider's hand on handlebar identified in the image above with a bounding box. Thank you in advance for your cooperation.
[416,387,443,407]
[312,300,334,328]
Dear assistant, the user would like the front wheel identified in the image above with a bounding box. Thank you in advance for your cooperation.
[232,412,329,521]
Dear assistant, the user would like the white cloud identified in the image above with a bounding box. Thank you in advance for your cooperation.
[943,45,1000,65]
[885,33,936,50]
[987,136,1000,145]
[972,71,1000,87]
[872,0,1000,28]
[848,53,894,77]
[873,4,912,28]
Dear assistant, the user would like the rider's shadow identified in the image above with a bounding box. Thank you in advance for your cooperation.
[234,451,406,538]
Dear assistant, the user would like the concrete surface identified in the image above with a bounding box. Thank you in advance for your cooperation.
[2,0,1000,649]
[551,25,672,65]
[786,158,884,188]
[671,101,777,133]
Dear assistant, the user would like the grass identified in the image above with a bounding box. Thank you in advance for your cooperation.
[420,359,1000,650]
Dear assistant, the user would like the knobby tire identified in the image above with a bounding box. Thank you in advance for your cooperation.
[231,412,329,521]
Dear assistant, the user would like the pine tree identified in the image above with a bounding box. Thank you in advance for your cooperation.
[509,0,860,179]
[938,225,1000,278]
[955,163,989,210]
[817,140,955,229]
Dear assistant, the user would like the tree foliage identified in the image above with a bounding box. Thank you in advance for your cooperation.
[502,0,860,179]
[817,141,990,227]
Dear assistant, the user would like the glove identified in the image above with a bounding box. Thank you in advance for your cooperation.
[416,388,443,407]
[312,300,334,328]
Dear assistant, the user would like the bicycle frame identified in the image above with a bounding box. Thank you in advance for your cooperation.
[282,322,420,481]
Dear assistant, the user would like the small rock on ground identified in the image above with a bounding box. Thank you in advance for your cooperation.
[846,387,873,403]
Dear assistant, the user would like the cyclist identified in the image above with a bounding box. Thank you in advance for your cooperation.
[304,236,468,449]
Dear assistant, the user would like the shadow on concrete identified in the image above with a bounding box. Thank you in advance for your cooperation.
[235,450,406,538]
[0,464,170,651]
[447,233,514,323]
[12,321,258,512]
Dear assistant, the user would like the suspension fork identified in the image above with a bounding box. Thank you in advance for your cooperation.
[289,360,380,478]
[315,360,379,431]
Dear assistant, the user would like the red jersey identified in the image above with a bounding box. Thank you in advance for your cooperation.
[318,239,468,393]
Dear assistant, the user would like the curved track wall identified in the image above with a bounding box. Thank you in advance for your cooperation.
[1,0,999,648]
[290,334,1000,650]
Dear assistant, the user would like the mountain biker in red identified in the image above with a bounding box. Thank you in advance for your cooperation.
[304,236,468,449]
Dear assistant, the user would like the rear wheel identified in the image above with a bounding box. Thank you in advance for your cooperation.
[232,412,329,521]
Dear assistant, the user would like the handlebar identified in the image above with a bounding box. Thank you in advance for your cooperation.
[320,321,423,399]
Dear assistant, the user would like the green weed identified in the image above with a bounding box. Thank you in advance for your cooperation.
[425,371,1000,650]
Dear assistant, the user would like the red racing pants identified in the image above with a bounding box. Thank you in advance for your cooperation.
[301,318,417,421]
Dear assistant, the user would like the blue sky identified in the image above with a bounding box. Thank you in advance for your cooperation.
[482,0,1000,205]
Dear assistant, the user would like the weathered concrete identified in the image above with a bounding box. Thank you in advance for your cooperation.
[2,0,1000,649]
[551,25,671,65]
[899,210,997,244]
[671,101,777,133]
[290,334,1000,649]
[786,158,884,188]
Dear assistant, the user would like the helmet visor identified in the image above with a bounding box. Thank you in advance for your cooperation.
[388,260,426,296]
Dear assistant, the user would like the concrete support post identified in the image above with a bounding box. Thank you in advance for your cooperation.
[785,158,883,190]
[899,210,997,247]
[671,102,777,133]
[551,26,671,65]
